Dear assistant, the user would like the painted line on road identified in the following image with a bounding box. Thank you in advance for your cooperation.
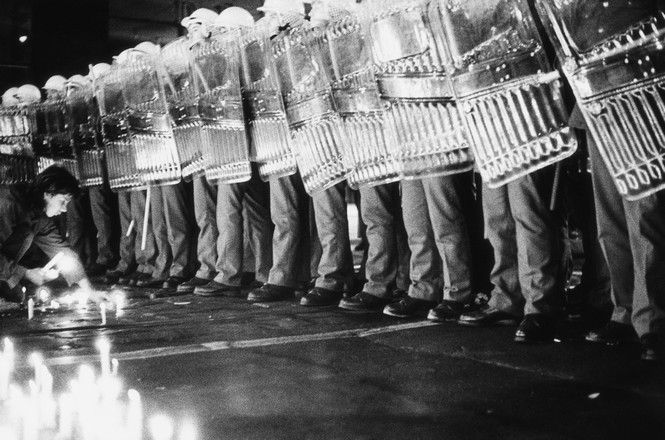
[43,321,438,367]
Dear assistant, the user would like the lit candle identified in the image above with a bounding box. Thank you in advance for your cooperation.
[179,420,197,440]
[0,339,14,400]
[101,302,107,326]
[97,338,111,377]
[114,292,126,318]
[27,298,34,320]
[127,389,143,440]
[58,393,73,438]
[29,353,43,389]
[149,414,174,440]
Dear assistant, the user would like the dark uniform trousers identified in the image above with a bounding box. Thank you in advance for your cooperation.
[192,175,218,280]
[66,189,96,267]
[483,167,565,316]
[268,172,315,288]
[401,173,475,304]
[150,181,196,280]
[114,190,157,276]
[359,182,410,298]
[588,135,665,336]
[213,170,273,287]
[312,182,353,292]
[88,185,119,268]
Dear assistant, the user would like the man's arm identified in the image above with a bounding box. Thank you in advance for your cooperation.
[32,217,87,285]
[0,194,28,288]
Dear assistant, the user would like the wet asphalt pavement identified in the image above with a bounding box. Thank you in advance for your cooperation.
[1,284,663,440]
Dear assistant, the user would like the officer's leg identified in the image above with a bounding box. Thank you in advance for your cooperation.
[338,182,403,312]
[267,173,309,288]
[145,186,171,283]
[358,183,399,298]
[422,173,474,304]
[193,175,218,279]
[243,172,273,284]
[508,168,564,317]
[383,180,442,318]
[111,191,136,276]
[89,185,119,270]
[587,136,664,341]
[207,183,245,290]
[459,183,523,324]
[178,176,218,293]
[131,189,158,283]
[588,143,633,330]
[66,189,96,268]
[301,182,352,306]
[161,181,196,281]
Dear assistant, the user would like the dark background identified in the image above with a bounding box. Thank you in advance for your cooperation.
[0,0,264,93]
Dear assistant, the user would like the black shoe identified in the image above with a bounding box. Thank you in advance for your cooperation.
[162,276,188,289]
[383,296,436,318]
[300,287,343,307]
[136,275,166,288]
[194,280,242,297]
[427,300,478,322]
[585,321,637,345]
[458,305,520,326]
[514,314,556,344]
[640,333,663,361]
[338,292,392,312]
[177,277,211,293]
[247,284,295,302]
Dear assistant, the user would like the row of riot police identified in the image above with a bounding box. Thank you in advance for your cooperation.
[1,0,664,360]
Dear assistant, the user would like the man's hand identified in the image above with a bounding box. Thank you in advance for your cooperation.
[24,268,59,286]
[78,277,92,291]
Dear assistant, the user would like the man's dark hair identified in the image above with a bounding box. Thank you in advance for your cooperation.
[28,165,80,212]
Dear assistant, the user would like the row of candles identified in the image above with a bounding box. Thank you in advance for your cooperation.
[0,337,198,440]
[6,253,198,439]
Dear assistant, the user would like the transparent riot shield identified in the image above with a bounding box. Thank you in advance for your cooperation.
[273,20,352,194]
[41,97,80,179]
[240,23,296,182]
[31,102,53,174]
[95,63,143,191]
[364,0,474,180]
[123,51,182,187]
[0,104,36,185]
[65,81,105,188]
[536,0,665,200]
[161,38,205,180]
[438,0,576,188]
[192,30,251,184]
[327,7,400,189]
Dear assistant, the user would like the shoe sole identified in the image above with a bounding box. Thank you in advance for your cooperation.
[458,318,518,327]
[247,295,291,303]
[584,336,635,346]
[338,304,383,313]
[300,299,339,307]
[513,336,553,344]
[426,310,461,322]
[194,290,242,298]
[383,309,426,319]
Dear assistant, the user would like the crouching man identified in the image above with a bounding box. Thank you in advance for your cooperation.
[0,166,91,302]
